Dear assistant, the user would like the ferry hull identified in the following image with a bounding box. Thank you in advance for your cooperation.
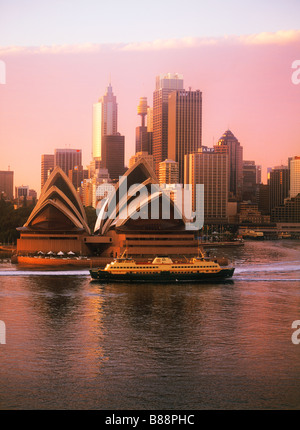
[89,268,235,283]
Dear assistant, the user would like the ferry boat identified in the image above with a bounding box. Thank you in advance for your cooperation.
[278,232,291,239]
[89,254,235,283]
[241,230,264,240]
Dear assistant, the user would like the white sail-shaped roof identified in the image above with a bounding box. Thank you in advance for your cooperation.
[22,166,90,234]
[94,157,186,235]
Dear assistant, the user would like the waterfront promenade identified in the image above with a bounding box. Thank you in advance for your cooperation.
[10,241,244,268]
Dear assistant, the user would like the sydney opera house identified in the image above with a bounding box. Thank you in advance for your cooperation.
[16,157,199,261]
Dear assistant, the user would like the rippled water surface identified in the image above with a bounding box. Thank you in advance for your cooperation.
[0,241,300,410]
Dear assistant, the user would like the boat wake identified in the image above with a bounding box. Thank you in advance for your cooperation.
[233,260,300,281]
[235,261,300,274]
[0,270,90,276]
[0,261,299,282]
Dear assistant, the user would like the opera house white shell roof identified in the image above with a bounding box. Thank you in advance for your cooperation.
[94,157,188,235]
[18,166,91,234]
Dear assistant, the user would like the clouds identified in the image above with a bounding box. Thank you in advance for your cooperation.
[0,30,299,193]
[239,29,300,45]
[1,30,300,56]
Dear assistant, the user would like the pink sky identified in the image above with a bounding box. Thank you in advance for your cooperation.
[0,31,299,195]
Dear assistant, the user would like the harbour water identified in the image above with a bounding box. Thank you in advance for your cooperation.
[0,240,300,410]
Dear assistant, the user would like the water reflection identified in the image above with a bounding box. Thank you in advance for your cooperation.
[0,241,300,409]
[27,276,83,321]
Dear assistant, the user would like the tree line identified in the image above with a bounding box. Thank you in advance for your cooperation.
[0,196,97,245]
[0,197,35,244]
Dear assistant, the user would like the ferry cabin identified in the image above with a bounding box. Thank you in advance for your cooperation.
[102,257,222,275]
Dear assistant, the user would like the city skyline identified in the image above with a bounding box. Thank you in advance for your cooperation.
[0,2,299,193]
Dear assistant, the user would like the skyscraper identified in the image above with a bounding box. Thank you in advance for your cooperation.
[168,89,202,183]
[54,149,82,177]
[185,147,228,224]
[0,170,14,199]
[101,135,125,181]
[290,156,300,198]
[152,73,184,176]
[268,165,289,211]
[159,159,179,185]
[214,130,243,201]
[41,154,54,190]
[256,165,262,185]
[93,83,118,159]
[242,160,257,202]
[257,184,270,215]
[147,106,153,155]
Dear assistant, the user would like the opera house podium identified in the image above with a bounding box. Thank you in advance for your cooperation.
[17,159,199,260]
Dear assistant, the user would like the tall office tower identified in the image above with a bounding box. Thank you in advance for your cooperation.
[290,156,300,198]
[159,159,179,185]
[152,73,184,176]
[136,97,151,153]
[168,89,202,184]
[93,83,118,159]
[257,183,270,215]
[54,149,82,177]
[185,147,228,224]
[68,166,89,191]
[256,165,262,184]
[268,165,290,211]
[147,107,153,155]
[214,130,243,201]
[0,170,14,199]
[101,134,125,181]
[242,160,257,202]
[147,107,153,132]
[80,179,93,207]
[41,154,55,189]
